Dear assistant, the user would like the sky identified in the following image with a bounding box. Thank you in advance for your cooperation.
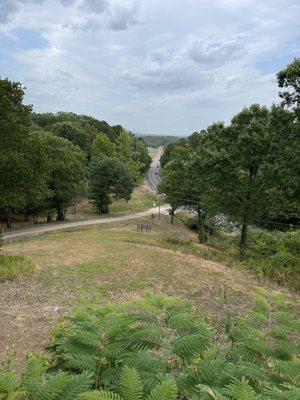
[0,0,299,135]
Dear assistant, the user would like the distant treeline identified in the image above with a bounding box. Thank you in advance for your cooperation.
[0,81,152,227]
[159,58,300,257]
[137,134,180,148]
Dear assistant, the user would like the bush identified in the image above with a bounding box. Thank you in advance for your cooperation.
[0,254,34,281]
[1,290,299,399]
[186,217,216,234]
[246,229,300,289]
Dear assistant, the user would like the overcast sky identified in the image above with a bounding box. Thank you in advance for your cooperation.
[0,0,299,135]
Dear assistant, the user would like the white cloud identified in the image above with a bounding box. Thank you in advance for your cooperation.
[0,0,299,135]
[188,37,246,66]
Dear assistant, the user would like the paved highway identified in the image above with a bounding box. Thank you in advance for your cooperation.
[146,146,163,192]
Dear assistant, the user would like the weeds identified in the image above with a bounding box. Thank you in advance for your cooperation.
[0,254,34,281]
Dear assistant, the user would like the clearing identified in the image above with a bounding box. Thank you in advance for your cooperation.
[1,214,298,371]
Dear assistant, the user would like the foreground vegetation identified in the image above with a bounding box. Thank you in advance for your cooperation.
[1,290,299,399]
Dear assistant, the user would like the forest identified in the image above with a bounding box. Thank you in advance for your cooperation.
[0,86,151,227]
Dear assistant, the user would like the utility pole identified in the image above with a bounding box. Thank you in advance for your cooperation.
[158,195,161,220]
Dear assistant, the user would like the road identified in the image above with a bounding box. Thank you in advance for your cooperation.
[146,146,163,192]
[3,147,165,242]
[2,205,169,242]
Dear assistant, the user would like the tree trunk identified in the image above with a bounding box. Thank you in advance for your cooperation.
[239,167,255,259]
[47,214,52,223]
[5,210,11,229]
[197,207,206,244]
[170,205,176,224]
[24,212,29,222]
[239,216,248,259]
[170,211,174,224]
[57,207,66,221]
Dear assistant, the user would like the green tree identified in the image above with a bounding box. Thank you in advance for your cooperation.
[51,121,91,155]
[89,157,134,214]
[44,134,88,221]
[206,106,274,256]
[116,129,134,163]
[0,79,50,228]
[91,132,116,159]
[277,58,300,111]
[159,145,212,242]
[158,149,189,224]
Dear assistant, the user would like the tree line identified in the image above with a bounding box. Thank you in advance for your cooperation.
[0,80,151,228]
[159,59,300,257]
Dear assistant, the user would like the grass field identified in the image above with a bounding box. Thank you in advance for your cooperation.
[1,213,298,371]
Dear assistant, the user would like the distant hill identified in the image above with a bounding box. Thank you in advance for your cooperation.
[136,134,180,148]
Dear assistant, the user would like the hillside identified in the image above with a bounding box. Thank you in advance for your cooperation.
[136,134,180,148]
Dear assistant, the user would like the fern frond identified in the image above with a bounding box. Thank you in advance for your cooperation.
[37,372,72,400]
[145,379,178,400]
[80,390,123,399]
[268,360,300,378]
[120,352,167,373]
[65,353,97,373]
[63,373,93,400]
[225,377,257,400]
[0,371,19,393]
[122,327,164,351]
[233,337,270,362]
[118,367,143,400]
[173,333,211,360]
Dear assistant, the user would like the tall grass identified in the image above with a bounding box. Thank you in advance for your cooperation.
[0,254,34,281]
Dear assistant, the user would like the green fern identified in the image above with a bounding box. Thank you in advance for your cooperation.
[173,333,212,360]
[80,391,123,399]
[225,377,257,400]
[145,379,178,400]
[118,367,143,400]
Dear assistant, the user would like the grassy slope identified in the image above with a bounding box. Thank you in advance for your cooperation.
[1,214,298,371]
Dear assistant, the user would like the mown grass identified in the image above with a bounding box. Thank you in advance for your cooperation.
[0,254,34,281]
[109,186,158,213]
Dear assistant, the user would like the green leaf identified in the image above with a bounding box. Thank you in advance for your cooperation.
[118,367,143,400]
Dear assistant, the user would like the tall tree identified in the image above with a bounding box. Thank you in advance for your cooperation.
[0,79,49,227]
[89,157,134,214]
[44,134,88,221]
[206,106,273,256]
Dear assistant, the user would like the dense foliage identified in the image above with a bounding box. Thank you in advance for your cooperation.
[159,59,300,257]
[0,80,151,226]
[1,290,299,399]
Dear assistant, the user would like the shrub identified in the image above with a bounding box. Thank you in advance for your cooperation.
[0,254,34,281]
[2,290,298,399]
[186,217,217,235]
[246,229,300,289]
